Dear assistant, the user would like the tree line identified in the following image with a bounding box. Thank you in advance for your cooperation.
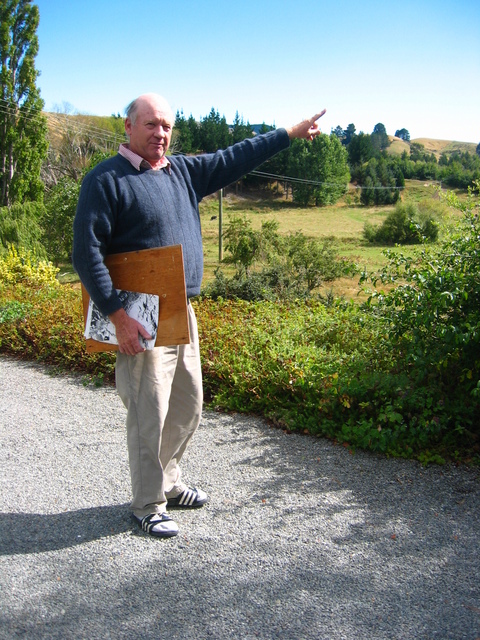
[331,122,480,205]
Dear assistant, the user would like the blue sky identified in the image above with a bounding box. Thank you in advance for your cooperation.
[35,0,480,142]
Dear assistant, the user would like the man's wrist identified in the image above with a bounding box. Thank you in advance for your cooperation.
[108,307,128,327]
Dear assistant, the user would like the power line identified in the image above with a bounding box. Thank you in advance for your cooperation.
[249,169,404,191]
[0,98,125,146]
[46,112,125,146]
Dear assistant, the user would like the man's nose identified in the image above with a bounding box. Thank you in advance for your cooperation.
[155,126,167,138]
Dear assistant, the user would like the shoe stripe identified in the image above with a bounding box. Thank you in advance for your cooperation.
[180,489,196,506]
[167,487,207,507]
[141,513,170,533]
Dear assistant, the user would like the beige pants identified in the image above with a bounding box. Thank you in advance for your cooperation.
[116,303,203,518]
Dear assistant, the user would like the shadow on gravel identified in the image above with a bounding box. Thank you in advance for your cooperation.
[0,503,132,555]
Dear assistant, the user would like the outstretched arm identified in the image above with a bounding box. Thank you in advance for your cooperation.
[286,109,327,141]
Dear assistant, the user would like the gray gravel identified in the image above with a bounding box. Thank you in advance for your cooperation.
[0,355,479,640]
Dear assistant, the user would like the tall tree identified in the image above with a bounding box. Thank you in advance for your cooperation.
[0,0,47,206]
[347,132,375,166]
[174,110,193,154]
[331,125,345,141]
[231,111,253,144]
[200,108,230,152]
[287,133,350,206]
[343,123,356,146]
[187,114,201,152]
[371,122,389,151]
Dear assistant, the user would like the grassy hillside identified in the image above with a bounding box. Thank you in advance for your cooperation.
[387,136,411,156]
[387,135,477,158]
[44,111,125,148]
[412,138,477,158]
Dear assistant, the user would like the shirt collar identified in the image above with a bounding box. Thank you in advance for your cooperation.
[118,143,171,172]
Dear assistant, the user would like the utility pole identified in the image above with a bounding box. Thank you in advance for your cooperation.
[218,188,223,261]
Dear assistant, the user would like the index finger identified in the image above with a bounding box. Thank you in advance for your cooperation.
[311,109,327,123]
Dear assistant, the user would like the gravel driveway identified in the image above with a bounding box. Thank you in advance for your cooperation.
[0,355,479,640]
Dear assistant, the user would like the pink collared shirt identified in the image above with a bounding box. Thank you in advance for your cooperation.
[118,143,171,171]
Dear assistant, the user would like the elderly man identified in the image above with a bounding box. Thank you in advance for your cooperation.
[73,93,326,538]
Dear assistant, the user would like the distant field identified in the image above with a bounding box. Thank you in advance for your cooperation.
[199,179,453,299]
[58,179,458,299]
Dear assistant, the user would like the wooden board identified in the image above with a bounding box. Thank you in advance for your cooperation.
[81,245,190,353]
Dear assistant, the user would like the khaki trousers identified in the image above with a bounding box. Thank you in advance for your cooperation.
[115,303,203,518]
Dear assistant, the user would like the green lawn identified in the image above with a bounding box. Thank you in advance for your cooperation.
[199,179,450,298]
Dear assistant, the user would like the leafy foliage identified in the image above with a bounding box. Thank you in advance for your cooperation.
[195,296,477,463]
[287,134,350,206]
[0,201,47,257]
[0,247,115,378]
[363,201,439,244]
[42,176,81,264]
[0,0,48,206]
[360,181,480,459]
[0,245,58,286]
[42,150,113,264]
[204,216,351,301]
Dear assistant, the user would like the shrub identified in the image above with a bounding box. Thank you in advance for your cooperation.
[0,245,59,288]
[205,216,352,301]
[364,202,439,245]
[42,177,81,264]
[0,280,115,379]
[0,202,47,258]
[0,247,115,378]
[360,181,480,458]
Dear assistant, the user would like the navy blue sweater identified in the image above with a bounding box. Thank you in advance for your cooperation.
[72,128,290,316]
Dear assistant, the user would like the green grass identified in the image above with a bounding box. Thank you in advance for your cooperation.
[199,180,450,298]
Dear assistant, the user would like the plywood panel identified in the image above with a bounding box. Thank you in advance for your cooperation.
[81,245,189,352]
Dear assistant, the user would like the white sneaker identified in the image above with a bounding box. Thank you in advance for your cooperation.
[167,486,209,508]
[133,512,179,538]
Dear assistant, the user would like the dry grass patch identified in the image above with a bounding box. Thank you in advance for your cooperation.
[412,138,477,158]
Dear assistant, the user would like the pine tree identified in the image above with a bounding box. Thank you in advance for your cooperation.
[0,0,48,206]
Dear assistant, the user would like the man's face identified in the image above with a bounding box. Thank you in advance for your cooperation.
[125,96,174,168]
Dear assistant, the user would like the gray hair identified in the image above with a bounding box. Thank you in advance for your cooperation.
[125,98,140,125]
